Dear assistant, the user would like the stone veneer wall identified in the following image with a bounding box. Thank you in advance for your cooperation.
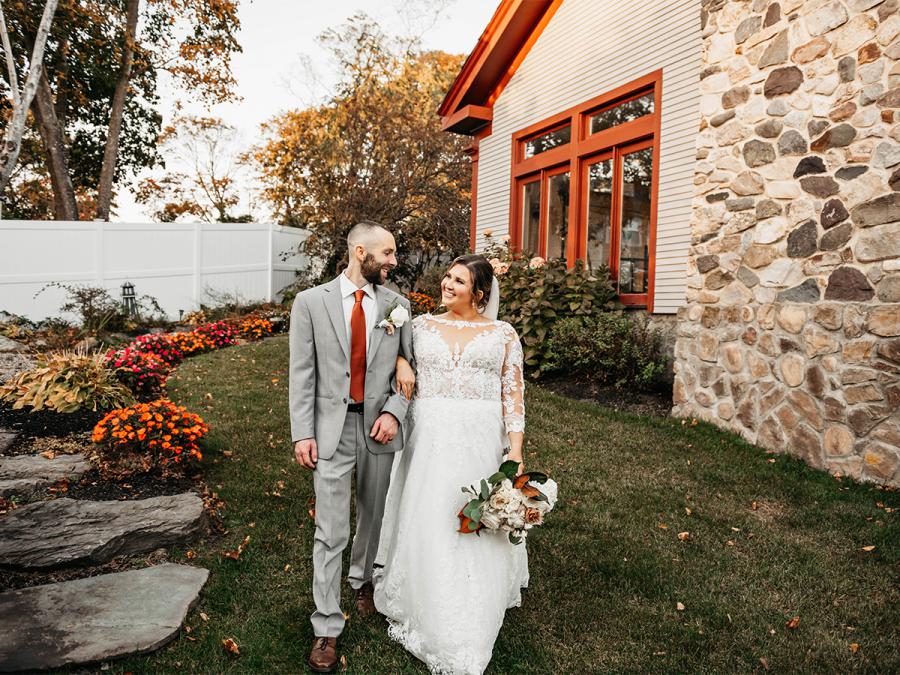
[673,0,900,486]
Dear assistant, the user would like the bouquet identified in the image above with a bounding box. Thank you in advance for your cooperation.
[457,460,558,544]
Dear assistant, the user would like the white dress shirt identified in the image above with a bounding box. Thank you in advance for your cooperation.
[339,271,376,352]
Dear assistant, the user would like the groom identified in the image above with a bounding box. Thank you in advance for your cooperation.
[288,221,413,673]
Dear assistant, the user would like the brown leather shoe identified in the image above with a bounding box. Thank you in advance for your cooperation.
[355,582,377,617]
[308,636,337,673]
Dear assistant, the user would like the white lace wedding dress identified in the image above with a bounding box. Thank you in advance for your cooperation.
[372,313,530,675]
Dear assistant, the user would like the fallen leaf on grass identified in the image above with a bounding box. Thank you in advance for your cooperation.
[222,638,240,656]
[786,616,800,630]
[684,507,692,515]
[284,564,291,572]
[675,601,685,611]
[726,540,736,546]
[40,450,56,459]
[751,501,758,510]
[205,392,213,400]
[657,523,668,530]
[340,655,348,671]
[222,535,251,561]
[678,532,690,541]
[759,657,769,670]
[861,545,876,552]
[849,643,859,653]
[222,450,233,458]
[199,612,209,622]
[308,508,316,520]
[185,550,196,559]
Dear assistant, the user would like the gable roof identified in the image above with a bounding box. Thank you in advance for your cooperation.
[439,0,563,135]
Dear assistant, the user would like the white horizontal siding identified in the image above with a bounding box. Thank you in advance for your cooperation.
[475,0,701,314]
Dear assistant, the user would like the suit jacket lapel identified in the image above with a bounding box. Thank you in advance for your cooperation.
[322,276,350,361]
[367,286,389,367]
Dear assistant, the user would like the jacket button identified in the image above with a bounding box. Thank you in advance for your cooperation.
[345,372,350,377]
[342,397,347,404]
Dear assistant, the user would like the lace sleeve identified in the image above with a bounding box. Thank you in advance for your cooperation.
[500,324,525,433]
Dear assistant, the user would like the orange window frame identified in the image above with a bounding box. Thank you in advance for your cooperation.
[508,70,662,310]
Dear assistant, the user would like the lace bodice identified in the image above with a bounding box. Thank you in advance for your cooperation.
[411,313,525,433]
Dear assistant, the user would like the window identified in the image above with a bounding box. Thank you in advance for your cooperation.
[509,71,661,307]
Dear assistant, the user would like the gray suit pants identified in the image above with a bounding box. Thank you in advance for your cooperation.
[311,409,394,637]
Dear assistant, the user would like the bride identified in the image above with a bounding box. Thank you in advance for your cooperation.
[373,254,529,674]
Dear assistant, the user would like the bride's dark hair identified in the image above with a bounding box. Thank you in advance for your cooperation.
[448,254,494,309]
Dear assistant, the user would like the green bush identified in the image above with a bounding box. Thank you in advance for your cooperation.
[546,314,667,391]
[495,257,619,373]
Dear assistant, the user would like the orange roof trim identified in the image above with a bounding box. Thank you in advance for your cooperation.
[439,0,564,135]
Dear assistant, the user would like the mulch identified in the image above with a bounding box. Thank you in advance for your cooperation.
[0,401,106,454]
[537,375,673,419]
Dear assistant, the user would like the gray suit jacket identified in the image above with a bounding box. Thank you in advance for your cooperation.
[288,275,414,460]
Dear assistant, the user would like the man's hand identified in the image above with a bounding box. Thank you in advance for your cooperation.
[294,438,318,469]
[370,413,399,444]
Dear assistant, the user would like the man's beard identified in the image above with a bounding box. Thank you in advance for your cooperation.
[361,253,385,286]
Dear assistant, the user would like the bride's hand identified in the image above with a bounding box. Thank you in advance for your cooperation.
[395,355,415,400]
[506,453,525,476]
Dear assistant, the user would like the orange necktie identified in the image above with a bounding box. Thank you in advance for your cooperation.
[349,289,366,403]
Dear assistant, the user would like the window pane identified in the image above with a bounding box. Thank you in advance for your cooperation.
[546,172,569,260]
[523,125,571,159]
[586,159,613,271]
[589,92,654,134]
[618,147,653,295]
[521,180,541,255]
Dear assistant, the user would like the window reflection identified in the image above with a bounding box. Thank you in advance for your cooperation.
[589,92,654,134]
[546,172,569,260]
[618,147,653,295]
[523,125,571,159]
[586,159,613,271]
[521,180,541,255]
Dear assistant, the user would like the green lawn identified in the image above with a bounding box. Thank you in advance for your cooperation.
[112,334,899,674]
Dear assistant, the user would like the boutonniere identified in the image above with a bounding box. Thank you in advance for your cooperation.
[376,302,410,335]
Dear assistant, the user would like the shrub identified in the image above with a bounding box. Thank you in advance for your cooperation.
[191,321,237,350]
[130,333,185,367]
[91,398,209,476]
[546,314,667,391]
[233,316,274,340]
[0,348,135,413]
[408,291,437,316]
[495,257,618,372]
[34,282,128,334]
[104,347,171,400]
[168,330,212,357]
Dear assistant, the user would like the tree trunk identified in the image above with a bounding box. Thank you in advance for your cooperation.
[96,0,140,221]
[31,71,78,220]
[0,0,60,196]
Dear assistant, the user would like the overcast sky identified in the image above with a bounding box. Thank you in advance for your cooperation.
[115,0,498,222]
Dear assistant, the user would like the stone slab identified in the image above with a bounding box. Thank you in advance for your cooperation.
[0,430,16,455]
[0,563,209,672]
[0,493,206,569]
[0,454,89,499]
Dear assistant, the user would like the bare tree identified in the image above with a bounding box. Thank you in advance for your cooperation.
[0,0,59,197]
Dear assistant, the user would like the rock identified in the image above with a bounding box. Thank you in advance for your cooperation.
[758,30,790,68]
[820,198,849,228]
[744,139,776,166]
[723,85,751,108]
[779,353,806,387]
[799,175,840,197]
[737,266,760,287]
[756,199,782,218]
[764,2,781,27]
[787,219,819,258]
[736,15,762,44]
[829,101,857,122]
[777,279,821,302]
[856,223,900,261]
[711,110,736,127]
[813,304,843,330]
[787,389,824,430]
[793,36,831,64]
[850,193,900,227]
[891,167,900,191]
[819,222,853,250]
[0,454,89,499]
[0,563,209,672]
[732,171,766,195]
[764,66,804,97]
[778,130,808,156]
[705,269,734,290]
[868,305,900,337]
[860,83,885,106]
[767,99,791,116]
[706,191,729,202]
[825,266,875,301]
[858,42,881,65]
[755,119,783,138]
[877,87,900,108]
[849,405,892,436]
[845,384,884,404]
[872,142,900,169]
[810,124,857,151]
[744,244,778,268]
[804,1,848,36]
[697,255,720,273]
[824,425,854,456]
[838,55,856,82]
[878,338,900,363]
[0,429,16,455]
[803,326,839,357]
[0,336,27,354]
[835,165,868,180]
[793,156,827,177]
[726,197,756,211]
[864,445,900,482]
[0,494,206,569]
[777,305,807,333]
[806,364,827,398]
[877,275,900,302]
[831,13,878,57]
[722,343,744,373]
[790,424,824,465]
[808,118,831,138]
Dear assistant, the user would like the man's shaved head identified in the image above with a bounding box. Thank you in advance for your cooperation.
[347,220,391,252]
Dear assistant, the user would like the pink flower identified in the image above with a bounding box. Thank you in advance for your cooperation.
[529,256,545,269]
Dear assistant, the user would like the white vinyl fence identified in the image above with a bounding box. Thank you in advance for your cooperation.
[0,221,310,323]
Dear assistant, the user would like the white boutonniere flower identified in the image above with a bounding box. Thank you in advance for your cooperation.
[376,302,410,335]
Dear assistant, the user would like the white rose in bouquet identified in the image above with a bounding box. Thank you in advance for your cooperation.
[480,511,502,530]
